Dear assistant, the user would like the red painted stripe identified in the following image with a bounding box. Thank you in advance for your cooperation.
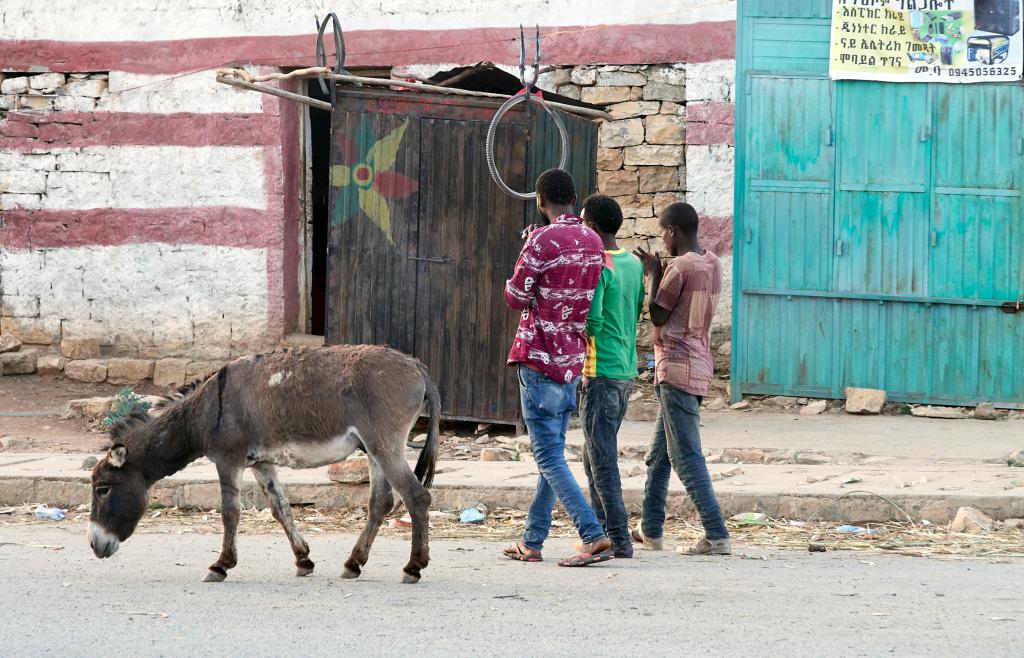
[698,215,734,257]
[1,22,736,74]
[0,208,280,250]
[0,111,280,149]
[686,102,734,146]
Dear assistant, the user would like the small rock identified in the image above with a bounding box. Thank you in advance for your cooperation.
[428,510,457,523]
[1003,518,1024,530]
[805,474,832,484]
[712,466,743,481]
[513,436,532,453]
[706,397,728,411]
[911,406,970,420]
[564,450,581,462]
[81,456,98,470]
[1006,450,1024,468]
[800,400,828,416]
[0,350,37,375]
[619,465,644,479]
[706,450,724,464]
[949,506,994,533]
[628,390,643,403]
[625,400,659,422]
[474,434,495,446]
[64,397,114,419]
[717,341,732,357]
[794,451,832,465]
[327,457,371,484]
[475,423,491,436]
[36,354,65,376]
[844,387,887,415]
[0,436,28,451]
[764,396,797,408]
[61,337,101,360]
[973,403,1004,421]
[729,400,750,411]
[0,335,22,353]
[480,447,516,462]
[637,370,652,382]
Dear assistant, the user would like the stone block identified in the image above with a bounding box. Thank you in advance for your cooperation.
[654,192,687,212]
[551,68,572,86]
[598,118,644,148]
[911,406,970,420]
[642,81,686,102]
[327,457,371,484]
[844,387,886,415]
[648,65,686,86]
[186,361,223,381]
[18,96,52,111]
[480,447,516,462]
[581,86,633,105]
[596,70,647,86]
[29,72,66,91]
[645,114,686,145]
[632,216,663,236]
[106,358,154,385]
[65,396,114,419]
[973,403,1004,421]
[598,170,639,196]
[0,350,37,375]
[638,166,682,193]
[607,101,660,119]
[61,336,101,360]
[65,360,108,383]
[0,76,29,94]
[555,84,581,100]
[623,145,684,167]
[54,96,97,112]
[0,170,47,194]
[950,506,994,533]
[36,354,64,376]
[615,194,655,220]
[1,317,59,345]
[64,79,108,97]
[661,101,685,115]
[0,335,22,353]
[570,67,597,85]
[153,360,190,386]
[597,147,623,171]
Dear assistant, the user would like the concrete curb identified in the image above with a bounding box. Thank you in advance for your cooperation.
[3,472,1023,524]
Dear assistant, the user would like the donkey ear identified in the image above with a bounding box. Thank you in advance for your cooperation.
[108,444,128,468]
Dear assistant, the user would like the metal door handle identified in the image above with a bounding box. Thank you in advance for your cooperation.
[825,127,834,147]
[920,125,931,142]
[745,228,753,243]
[930,230,938,248]
[1001,301,1023,315]
[835,240,845,257]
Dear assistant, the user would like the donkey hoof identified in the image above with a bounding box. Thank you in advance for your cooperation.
[401,572,421,585]
[341,566,361,579]
[296,566,315,577]
[203,569,227,583]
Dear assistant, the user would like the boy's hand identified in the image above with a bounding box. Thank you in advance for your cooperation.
[633,246,663,277]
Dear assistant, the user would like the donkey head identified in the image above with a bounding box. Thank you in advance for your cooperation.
[88,443,148,558]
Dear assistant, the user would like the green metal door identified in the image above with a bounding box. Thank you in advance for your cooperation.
[735,0,1024,407]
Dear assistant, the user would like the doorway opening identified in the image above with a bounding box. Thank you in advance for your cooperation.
[307,80,331,336]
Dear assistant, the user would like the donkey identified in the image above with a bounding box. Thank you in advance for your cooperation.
[88,344,440,584]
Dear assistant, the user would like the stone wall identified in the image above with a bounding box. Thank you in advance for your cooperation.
[540,63,736,351]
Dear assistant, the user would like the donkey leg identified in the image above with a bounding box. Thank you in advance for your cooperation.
[342,458,394,579]
[251,463,315,577]
[371,449,432,584]
[204,464,243,583]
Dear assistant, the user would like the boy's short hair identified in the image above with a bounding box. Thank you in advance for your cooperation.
[661,202,700,236]
[536,168,577,205]
[582,194,624,235]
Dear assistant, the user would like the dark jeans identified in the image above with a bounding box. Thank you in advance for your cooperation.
[518,367,606,550]
[581,377,633,547]
[641,383,729,540]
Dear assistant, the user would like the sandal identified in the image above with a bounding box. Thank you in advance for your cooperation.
[503,542,543,562]
[559,537,614,567]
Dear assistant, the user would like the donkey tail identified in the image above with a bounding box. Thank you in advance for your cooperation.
[414,362,441,489]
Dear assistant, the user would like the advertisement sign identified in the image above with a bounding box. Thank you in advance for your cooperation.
[830,0,1024,82]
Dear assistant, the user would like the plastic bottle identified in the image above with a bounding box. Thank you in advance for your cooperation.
[34,504,66,521]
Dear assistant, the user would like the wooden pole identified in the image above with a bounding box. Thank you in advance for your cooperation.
[215,76,333,111]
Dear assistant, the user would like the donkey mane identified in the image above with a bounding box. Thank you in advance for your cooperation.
[108,409,156,443]
[152,378,206,410]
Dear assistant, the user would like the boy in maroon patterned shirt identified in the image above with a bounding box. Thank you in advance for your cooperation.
[502,169,613,567]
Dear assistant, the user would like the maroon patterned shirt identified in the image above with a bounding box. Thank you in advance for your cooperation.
[505,214,605,383]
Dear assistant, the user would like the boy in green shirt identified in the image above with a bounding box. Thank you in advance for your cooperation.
[580,194,645,558]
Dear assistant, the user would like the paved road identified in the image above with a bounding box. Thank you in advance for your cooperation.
[1,525,1020,657]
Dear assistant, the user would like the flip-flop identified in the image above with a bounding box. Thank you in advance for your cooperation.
[558,550,614,567]
[503,542,543,563]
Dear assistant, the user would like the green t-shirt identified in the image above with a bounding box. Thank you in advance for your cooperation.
[584,249,645,380]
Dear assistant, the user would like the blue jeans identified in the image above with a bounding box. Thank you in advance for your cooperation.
[641,383,729,540]
[581,377,633,548]
[518,366,606,550]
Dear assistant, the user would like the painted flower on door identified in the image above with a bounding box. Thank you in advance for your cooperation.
[330,117,418,245]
